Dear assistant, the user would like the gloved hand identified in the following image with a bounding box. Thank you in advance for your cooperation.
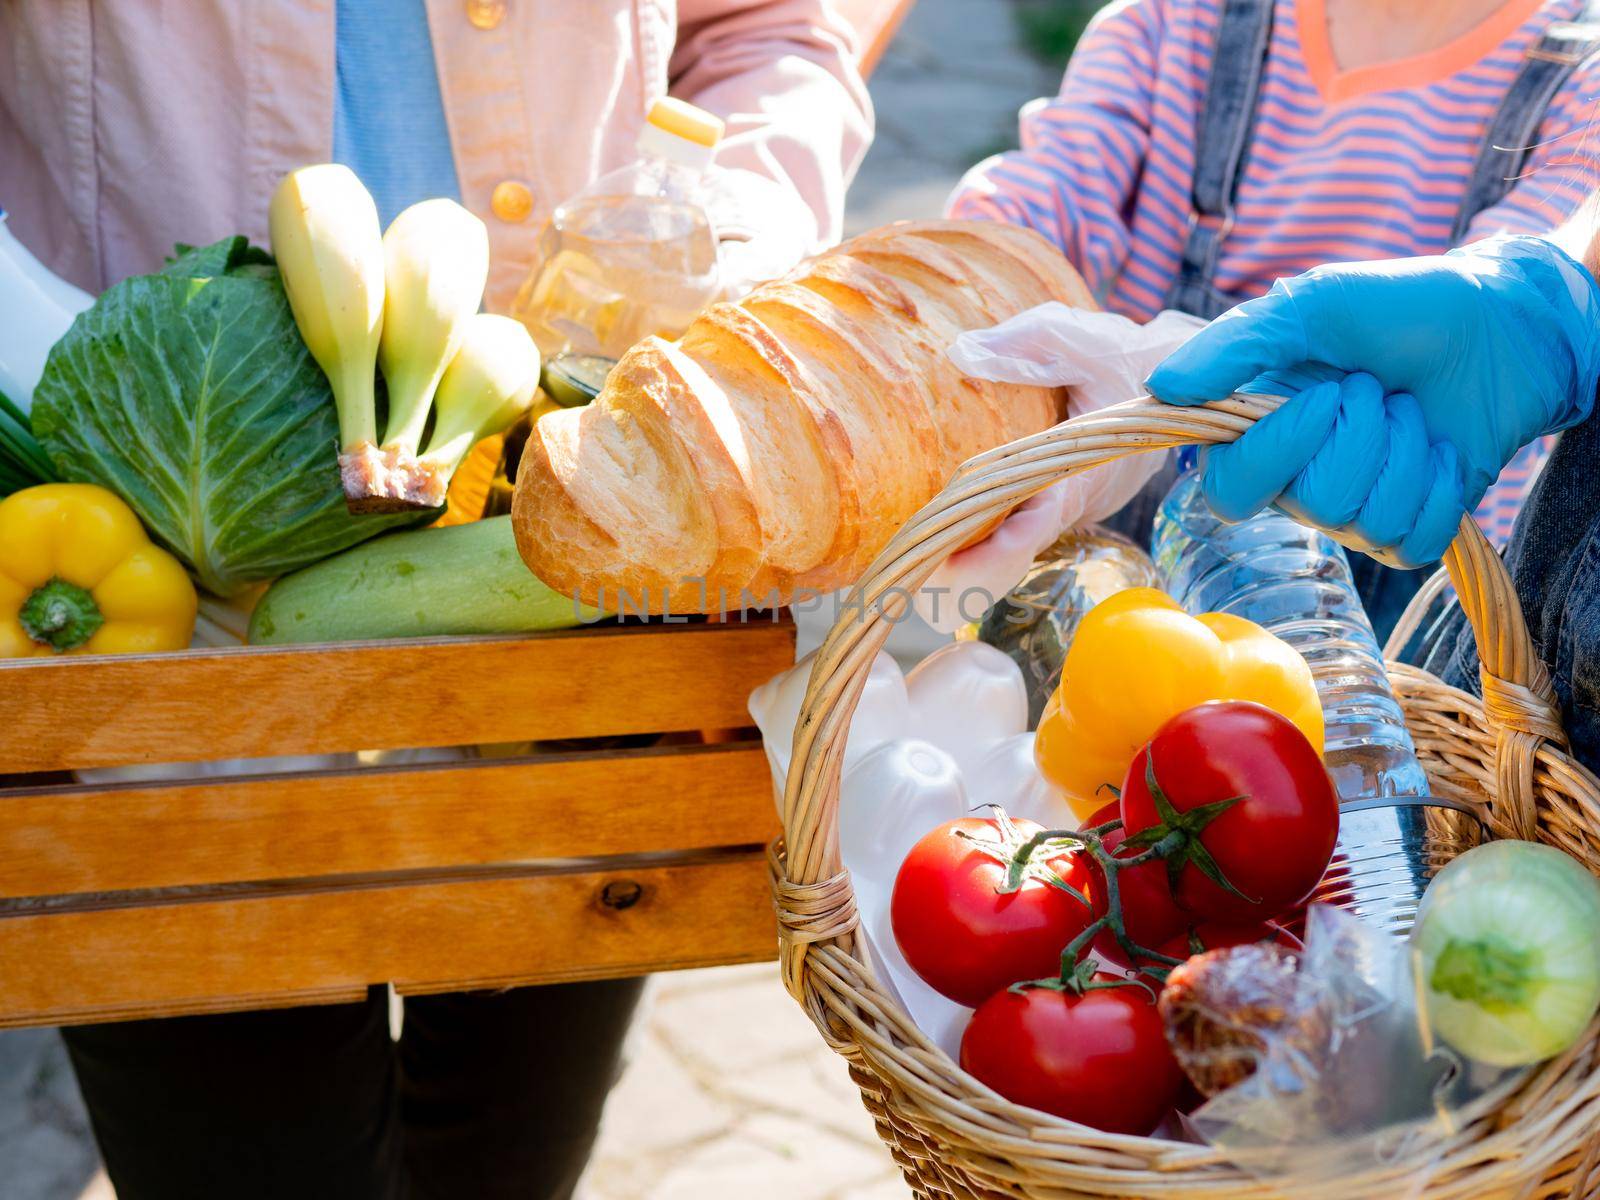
[1147,235,1600,566]
[918,306,1203,632]
[701,167,816,298]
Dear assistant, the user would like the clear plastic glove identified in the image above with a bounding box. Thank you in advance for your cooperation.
[1148,236,1600,567]
[924,306,1203,632]
[701,167,817,299]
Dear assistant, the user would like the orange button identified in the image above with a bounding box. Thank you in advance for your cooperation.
[491,180,533,223]
[465,0,506,30]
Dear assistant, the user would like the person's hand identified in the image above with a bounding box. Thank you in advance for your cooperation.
[700,167,815,298]
[911,306,1201,633]
[1146,236,1600,566]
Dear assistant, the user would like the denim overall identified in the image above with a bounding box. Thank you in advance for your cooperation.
[1420,404,1600,767]
[1107,0,1600,640]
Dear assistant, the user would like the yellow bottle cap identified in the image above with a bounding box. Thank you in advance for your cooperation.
[646,98,724,149]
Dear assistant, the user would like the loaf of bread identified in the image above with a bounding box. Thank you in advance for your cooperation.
[512,220,1096,612]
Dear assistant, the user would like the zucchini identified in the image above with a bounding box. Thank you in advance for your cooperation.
[249,515,595,644]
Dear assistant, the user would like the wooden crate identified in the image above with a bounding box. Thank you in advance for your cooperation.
[0,617,795,1028]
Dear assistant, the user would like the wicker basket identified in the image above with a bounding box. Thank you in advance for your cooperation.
[772,395,1600,1199]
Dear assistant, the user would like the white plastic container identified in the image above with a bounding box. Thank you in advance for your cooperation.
[0,208,93,410]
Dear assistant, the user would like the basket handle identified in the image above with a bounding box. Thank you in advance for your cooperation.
[776,395,1565,982]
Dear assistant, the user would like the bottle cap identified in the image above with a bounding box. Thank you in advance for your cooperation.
[647,98,723,147]
[541,353,617,408]
[637,98,723,171]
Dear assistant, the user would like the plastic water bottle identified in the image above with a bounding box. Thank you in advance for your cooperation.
[1153,457,1427,799]
[1152,458,1478,935]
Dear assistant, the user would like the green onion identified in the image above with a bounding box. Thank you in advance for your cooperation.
[0,385,57,496]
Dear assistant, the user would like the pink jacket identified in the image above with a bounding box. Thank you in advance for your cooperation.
[0,0,873,311]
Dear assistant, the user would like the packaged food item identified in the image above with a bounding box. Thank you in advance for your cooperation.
[748,646,910,785]
[1160,942,1320,1098]
[1177,906,1513,1182]
[903,641,1029,779]
[1156,458,1479,936]
[750,640,1039,1055]
[511,99,724,360]
[963,525,1161,726]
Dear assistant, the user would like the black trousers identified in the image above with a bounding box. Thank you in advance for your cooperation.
[60,978,645,1200]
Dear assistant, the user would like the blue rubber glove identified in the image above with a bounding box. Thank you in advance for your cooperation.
[1147,235,1600,567]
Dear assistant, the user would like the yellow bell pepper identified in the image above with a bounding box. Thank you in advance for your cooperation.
[0,483,197,657]
[1034,587,1324,819]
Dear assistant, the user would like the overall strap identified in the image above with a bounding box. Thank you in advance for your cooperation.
[1451,1,1600,243]
[1164,0,1276,319]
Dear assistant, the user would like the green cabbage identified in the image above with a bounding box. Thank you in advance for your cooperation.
[31,237,427,596]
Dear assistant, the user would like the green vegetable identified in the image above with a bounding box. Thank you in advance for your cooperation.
[248,515,595,644]
[30,236,426,596]
[1412,840,1600,1067]
[0,385,57,496]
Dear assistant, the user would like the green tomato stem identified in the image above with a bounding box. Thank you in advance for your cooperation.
[19,578,104,651]
[1001,818,1190,986]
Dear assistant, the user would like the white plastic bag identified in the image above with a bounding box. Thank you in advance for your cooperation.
[748,646,910,784]
[751,641,1039,1054]
[903,641,1028,780]
[918,306,1204,633]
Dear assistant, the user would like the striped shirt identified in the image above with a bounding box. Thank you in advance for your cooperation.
[949,0,1600,544]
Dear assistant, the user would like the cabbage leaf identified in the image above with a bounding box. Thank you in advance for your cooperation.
[32,237,426,596]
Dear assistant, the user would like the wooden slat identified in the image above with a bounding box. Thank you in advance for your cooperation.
[0,742,778,899]
[0,853,776,1029]
[0,617,795,773]
[838,0,917,75]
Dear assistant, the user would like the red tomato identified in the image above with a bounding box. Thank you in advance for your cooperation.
[1120,701,1338,923]
[891,817,1098,1007]
[960,980,1186,1134]
[1081,800,1188,954]
[1156,919,1302,963]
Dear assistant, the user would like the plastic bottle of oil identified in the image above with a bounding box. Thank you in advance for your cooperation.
[510,99,723,361]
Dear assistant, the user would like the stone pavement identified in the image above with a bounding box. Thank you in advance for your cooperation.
[843,0,1060,235]
[0,2,1061,1195]
[0,1030,102,1200]
[576,965,906,1200]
